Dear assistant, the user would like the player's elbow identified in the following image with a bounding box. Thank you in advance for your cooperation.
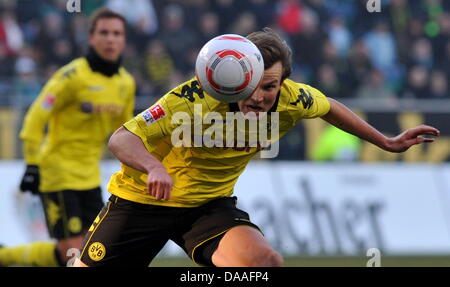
[107,136,116,154]
[108,127,124,155]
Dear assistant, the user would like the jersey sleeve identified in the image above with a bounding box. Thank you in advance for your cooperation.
[123,80,197,153]
[19,64,77,165]
[289,83,331,122]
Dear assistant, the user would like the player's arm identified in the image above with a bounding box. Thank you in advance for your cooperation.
[108,126,173,200]
[18,66,75,193]
[20,66,75,162]
[321,98,440,153]
[110,79,199,200]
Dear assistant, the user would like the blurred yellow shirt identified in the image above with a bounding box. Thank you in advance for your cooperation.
[20,58,135,192]
[108,78,330,207]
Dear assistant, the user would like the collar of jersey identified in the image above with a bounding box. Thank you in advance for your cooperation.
[228,91,280,113]
[86,46,122,77]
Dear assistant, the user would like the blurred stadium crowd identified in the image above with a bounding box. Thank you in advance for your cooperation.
[1,0,450,109]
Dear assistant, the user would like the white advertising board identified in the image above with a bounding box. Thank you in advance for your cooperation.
[1,161,449,256]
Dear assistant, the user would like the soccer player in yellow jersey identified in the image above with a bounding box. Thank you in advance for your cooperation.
[0,9,135,267]
[75,29,439,267]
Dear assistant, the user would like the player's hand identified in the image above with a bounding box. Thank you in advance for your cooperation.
[147,167,173,201]
[385,125,440,153]
[19,165,40,195]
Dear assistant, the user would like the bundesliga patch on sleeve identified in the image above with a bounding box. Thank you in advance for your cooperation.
[42,94,56,110]
[142,104,166,125]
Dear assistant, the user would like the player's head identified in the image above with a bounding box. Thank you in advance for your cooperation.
[247,28,292,83]
[89,8,127,63]
[237,28,292,115]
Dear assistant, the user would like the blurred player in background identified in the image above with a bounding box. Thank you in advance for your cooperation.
[75,28,439,267]
[0,8,135,267]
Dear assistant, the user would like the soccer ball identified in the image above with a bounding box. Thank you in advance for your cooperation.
[195,34,264,103]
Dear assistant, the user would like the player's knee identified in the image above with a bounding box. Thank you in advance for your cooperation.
[250,248,284,267]
[272,251,284,267]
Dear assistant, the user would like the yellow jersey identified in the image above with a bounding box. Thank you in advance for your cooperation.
[20,57,135,192]
[108,78,330,207]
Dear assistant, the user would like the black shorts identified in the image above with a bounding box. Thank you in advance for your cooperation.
[79,195,261,267]
[39,187,104,240]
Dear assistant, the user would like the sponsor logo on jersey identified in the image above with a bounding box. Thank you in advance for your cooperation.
[80,102,94,114]
[290,88,314,109]
[80,102,123,115]
[88,86,104,91]
[170,80,204,102]
[42,94,56,110]
[142,104,166,125]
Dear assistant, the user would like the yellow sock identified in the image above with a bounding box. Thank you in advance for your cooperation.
[0,242,61,267]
